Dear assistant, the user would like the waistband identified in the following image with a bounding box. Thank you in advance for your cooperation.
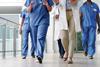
[66,9,72,11]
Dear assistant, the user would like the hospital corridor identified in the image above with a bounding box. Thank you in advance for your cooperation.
[0,0,100,67]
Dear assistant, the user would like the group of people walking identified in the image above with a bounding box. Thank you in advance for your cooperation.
[19,0,100,64]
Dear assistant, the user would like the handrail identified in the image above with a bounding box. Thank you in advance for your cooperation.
[0,16,19,25]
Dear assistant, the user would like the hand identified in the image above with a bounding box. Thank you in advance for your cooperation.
[43,0,52,11]
[53,0,59,4]
[19,26,22,35]
[43,0,48,6]
[97,28,100,34]
[55,14,59,19]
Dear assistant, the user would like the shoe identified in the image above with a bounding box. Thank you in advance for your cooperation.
[89,56,93,59]
[83,51,87,56]
[22,56,26,59]
[37,56,42,64]
[31,54,35,58]
[67,58,73,64]
[59,55,63,59]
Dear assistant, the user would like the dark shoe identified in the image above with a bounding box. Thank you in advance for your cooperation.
[89,56,93,59]
[22,56,26,59]
[37,57,42,64]
[67,58,73,64]
[67,60,73,64]
[31,54,35,58]
[83,51,87,56]
[59,55,63,59]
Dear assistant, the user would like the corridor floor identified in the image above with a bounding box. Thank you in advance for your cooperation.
[0,51,100,67]
[0,42,100,67]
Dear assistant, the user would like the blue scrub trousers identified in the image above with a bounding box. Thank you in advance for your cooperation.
[31,24,49,59]
[22,23,35,56]
[82,26,96,56]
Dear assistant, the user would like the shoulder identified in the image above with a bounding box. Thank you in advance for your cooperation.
[92,2,99,8]
[22,9,26,14]
[21,9,27,17]
[79,2,86,12]
[80,2,87,9]
[82,2,87,7]
[92,2,99,13]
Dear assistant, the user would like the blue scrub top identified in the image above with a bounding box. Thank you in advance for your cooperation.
[80,2,99,28]
[24,0,54,26]
[21,9,30,24]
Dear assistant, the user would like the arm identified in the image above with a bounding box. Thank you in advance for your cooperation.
[20,18,25,28]
[54,6,59,20]
[80,12,83,29]
[19,17,25,34]
[52,5,59,21]
[43,0,53,12]
[25,0,33,13]
[27,3,33,13]
[19,10,25,34]
[96,14,100,34]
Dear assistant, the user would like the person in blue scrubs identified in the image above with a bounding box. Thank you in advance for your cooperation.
[19,8,35,59]
[80,0,100,59]
[24,0,53,63]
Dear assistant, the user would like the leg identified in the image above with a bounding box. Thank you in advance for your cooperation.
[22,24,29,58]
[30,27,36,58]
[36,24,49,63]
[60,30,69,61]
[57,39,65,58]
[67,10,76,64]
[88,27,96,58]
[82,27,89,56]
[30,26,38,57]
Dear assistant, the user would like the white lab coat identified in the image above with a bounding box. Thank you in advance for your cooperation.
[52,0,68,40]
[72,0,83,32]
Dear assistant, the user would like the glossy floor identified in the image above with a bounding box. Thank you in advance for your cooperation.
[0,50,100,67]
[0,41,100,67]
